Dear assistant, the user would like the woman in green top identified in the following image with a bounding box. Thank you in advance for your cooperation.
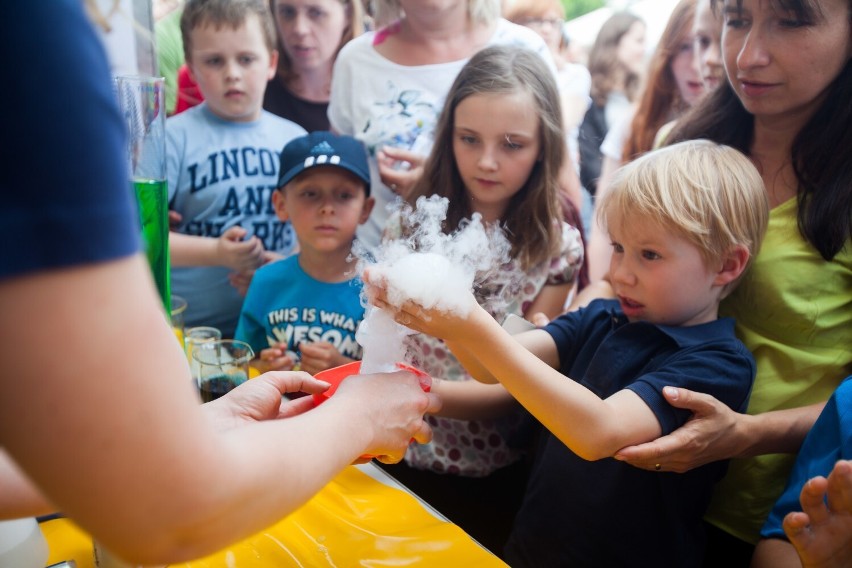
[614,0,852,565]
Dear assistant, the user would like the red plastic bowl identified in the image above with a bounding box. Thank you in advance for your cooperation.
[312,361,430,407]
[312,361,431,460]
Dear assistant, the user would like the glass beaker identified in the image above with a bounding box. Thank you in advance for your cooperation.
[114,75,170,313]
[184,326,223,387]
[192,340,254,403]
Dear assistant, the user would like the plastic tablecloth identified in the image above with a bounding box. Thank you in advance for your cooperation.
[41,464,507,567]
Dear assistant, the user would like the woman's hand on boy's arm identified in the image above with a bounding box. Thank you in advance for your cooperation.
[613,387,743,472]
[614,388,825,472]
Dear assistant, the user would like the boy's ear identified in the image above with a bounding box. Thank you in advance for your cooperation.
[713,244,749,287]
[272,189,290,221]
[267,49,279,81]
[359,196,376,225]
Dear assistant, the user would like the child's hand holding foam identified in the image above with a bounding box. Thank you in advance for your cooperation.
[364,264,482,344]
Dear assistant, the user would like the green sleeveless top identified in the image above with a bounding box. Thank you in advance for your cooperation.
[706,197,852,543]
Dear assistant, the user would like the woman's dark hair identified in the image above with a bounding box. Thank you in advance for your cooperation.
[667,0,852,260]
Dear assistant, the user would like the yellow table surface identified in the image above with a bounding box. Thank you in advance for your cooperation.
[42,464,507,567]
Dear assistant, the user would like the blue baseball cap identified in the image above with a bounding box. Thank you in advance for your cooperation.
[277,131,371,195]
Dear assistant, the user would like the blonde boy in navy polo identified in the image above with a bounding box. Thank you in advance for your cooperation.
[369,140,770,567]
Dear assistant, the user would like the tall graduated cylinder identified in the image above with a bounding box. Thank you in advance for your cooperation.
[115,75,171,312]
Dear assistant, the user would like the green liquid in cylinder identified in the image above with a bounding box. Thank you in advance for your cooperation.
[133,179,170,311]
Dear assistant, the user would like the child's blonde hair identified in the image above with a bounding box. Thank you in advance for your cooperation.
[596,140,768,294]
[406,44,565,270]
[181,0,277,61]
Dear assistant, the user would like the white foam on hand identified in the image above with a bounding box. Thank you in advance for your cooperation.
[354,195,510,374]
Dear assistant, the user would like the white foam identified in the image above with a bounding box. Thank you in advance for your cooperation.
[354,195,510,373]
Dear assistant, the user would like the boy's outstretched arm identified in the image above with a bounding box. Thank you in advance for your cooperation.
[442,305,662,461]
[374,288,662,461]
[430,379,519,420]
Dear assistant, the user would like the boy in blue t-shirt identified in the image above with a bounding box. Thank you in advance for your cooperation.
[752,377,852,568]
[167,0,306,337]
[369,140,770,566]
[235,132,374,375]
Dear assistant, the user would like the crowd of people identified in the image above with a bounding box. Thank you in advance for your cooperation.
[1,0,850,566]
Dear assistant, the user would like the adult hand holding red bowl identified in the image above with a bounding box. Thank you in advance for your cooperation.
[313,361,432,461]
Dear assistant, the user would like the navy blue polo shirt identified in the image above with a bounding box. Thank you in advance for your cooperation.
[1,0,138,279]
[504,299,755,568]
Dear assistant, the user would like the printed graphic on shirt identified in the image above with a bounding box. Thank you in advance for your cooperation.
[266,307,363,360]
[173,145,295,253]
[361,82,438,157]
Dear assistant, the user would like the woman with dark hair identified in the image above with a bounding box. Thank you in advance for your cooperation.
[615,0,852,564]
[264,0,363,131]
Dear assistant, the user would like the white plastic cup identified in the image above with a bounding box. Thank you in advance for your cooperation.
[0,517,49,568]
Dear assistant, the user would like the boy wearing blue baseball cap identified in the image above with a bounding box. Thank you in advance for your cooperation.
[235,132,374,375]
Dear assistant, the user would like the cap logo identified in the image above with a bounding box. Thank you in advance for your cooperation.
[303,140,343,168]
[311,141,336,154]
[303,155,342,167]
